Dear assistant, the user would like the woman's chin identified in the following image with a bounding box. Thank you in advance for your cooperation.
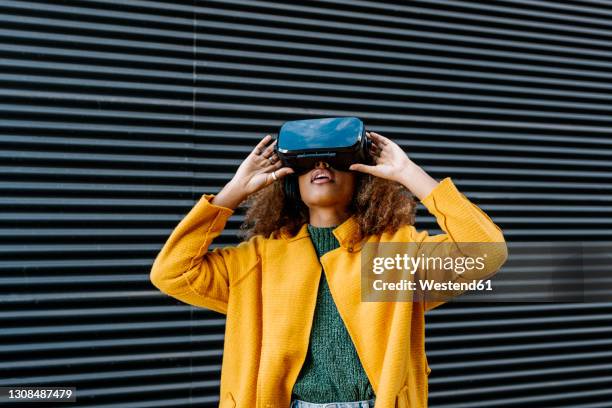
[307,186,338,197]
[304,193,348,207]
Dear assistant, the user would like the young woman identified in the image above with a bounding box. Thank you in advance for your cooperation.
[150,131,507,408]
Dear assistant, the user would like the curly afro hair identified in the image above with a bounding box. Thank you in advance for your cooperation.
[237,171,417,243]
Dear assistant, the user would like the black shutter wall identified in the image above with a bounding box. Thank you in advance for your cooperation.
[1,1,611,407]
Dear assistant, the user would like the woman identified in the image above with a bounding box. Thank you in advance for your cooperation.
[150,131,507,408]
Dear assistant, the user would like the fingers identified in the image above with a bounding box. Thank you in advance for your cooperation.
[349,163,376,175]
[369,140,381,157]
[252,134,274,156]
[259,147,281,170]
[260,139,278,161]
[252,135,280,167]
[365,132,384,159]
[275,167,295,178]
[265,166,295,185]
[367,131,389,147]
[262,156,284,172]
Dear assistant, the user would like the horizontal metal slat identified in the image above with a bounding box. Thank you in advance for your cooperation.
[0,306,194,319]
[429,362,612,386]
[0,350,222,371]
[428,325,612,343]
[496,0,612,18]
[432,387,612,408]
[0,335,224,354]
[3,365,221,386]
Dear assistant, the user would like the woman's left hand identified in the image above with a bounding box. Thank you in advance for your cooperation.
[349,131,412,183]
[350,131,440,201]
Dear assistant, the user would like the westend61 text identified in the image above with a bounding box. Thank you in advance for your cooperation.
[373,279,493,291]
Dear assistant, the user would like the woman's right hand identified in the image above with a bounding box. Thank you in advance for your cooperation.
[211,134,295,209]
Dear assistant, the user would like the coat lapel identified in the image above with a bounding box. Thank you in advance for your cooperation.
[321,245,413,406]
[323,217,415,405]
[257,223,322,406]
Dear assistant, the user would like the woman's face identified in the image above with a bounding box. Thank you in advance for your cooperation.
[297,161,356,208]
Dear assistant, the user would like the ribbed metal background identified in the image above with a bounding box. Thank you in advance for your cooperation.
[1,0,611,407]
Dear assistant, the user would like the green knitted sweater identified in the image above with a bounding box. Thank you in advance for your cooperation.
[291,224,376,402]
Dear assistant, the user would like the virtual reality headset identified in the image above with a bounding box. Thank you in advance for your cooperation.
[274,117,373,174]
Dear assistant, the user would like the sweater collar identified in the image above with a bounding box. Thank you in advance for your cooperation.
[281,215,363,252]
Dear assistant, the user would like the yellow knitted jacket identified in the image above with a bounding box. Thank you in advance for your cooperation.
[150,177,508,408]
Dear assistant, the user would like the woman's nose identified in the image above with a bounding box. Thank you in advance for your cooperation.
[314,160,330,169]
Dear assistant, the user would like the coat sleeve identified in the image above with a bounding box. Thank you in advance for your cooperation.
[413,177,508,312]
[149,193,261,315]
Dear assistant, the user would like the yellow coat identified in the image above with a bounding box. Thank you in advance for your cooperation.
[150,177,507,408]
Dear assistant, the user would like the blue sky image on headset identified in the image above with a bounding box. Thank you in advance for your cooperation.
[278,117,364,151]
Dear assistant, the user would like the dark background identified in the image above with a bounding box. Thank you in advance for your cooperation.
[1,0,612,407]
